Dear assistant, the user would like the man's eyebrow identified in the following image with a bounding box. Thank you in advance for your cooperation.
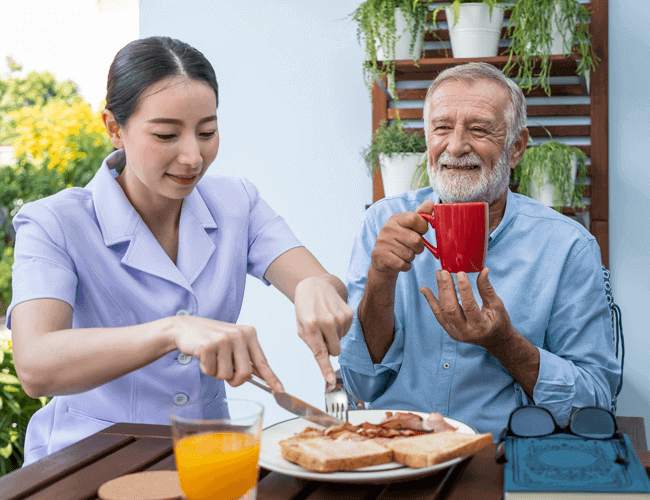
[470,118,495,127]
[147,116,217,125]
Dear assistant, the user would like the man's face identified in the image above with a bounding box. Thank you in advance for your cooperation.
[426,80,514,204]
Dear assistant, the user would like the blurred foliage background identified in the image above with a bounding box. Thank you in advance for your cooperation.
[1,338,49,475]
[0,57,111,474]
[0,56,112,316]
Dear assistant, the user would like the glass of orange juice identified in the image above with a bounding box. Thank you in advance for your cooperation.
[171,398,264,500]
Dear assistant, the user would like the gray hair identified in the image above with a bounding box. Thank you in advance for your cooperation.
[422,63,526,149]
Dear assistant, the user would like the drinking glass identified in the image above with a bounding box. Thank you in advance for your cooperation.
[171,398,264,500]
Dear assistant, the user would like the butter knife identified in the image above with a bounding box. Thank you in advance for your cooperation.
[247,374,344,428]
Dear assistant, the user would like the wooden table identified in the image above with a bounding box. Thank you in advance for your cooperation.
[1,422,649,500]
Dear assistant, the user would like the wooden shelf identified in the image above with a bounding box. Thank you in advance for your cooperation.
[370,0,609,266]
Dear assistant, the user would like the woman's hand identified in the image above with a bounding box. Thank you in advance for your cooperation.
[172,316,284,392]
[294,275,354,385]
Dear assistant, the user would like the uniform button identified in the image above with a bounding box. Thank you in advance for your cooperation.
[176,310,190,316]
[443,363,450,370]
[174,393,189,405]
[178,354,192,365]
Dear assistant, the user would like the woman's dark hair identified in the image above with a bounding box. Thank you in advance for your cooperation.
[105,36,218,125]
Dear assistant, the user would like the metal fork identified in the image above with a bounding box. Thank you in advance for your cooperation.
[325,384,350,422]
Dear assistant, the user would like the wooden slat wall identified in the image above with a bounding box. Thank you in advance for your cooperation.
[371,0,608,266]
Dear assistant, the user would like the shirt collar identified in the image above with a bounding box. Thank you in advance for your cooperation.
[488,188,518,248]
[87,149,217,247]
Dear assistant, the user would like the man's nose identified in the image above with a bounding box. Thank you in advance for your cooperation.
[177,135,202,168]
[445,127,472,157]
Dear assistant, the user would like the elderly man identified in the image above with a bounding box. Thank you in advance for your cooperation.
[339,62,621,437]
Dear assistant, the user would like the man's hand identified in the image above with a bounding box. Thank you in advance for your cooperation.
[419,268,515,349]
[370,200,435,278]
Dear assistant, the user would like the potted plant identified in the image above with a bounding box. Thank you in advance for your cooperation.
[431,0,507,58]
[503,0,598,96]
[350,0,430,99]
[363,119,427,197]
[411,154,430,190]
[513,141,587,211]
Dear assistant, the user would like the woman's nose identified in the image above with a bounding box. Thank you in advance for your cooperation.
[177,136,202,167]
[445,127,472,157]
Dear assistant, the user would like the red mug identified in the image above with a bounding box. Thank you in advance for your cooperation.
[420,202,488,273]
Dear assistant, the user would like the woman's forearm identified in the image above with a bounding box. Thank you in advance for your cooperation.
[14,317,176,398]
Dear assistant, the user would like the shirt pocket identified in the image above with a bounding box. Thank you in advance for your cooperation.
[67,406,117,428]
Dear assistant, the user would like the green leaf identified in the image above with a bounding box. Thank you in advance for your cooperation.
[0,442,12,459]
[0,373,20,385]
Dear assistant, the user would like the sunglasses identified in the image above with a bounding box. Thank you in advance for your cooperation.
[495,405,627,466]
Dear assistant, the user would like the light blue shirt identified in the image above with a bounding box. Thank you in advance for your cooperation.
[7,150,302,465]
[340,188,621,439]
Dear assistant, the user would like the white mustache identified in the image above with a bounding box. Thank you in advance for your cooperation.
[437,151,484,168]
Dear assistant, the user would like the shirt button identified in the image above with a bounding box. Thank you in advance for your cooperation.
[178,354,192,365]
[176,310,190,316]
[443,363,451,370]
[174,393,189,405]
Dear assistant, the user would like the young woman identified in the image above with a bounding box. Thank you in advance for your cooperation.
[7,36,352,466]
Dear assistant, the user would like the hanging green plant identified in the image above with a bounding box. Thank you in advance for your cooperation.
[362,119,427,174]
[350,0,431,99]
[503,0,598,96]
[430,0,507,28]
[513,141,588,211]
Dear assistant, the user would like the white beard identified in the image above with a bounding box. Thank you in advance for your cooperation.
[428,148,511,204]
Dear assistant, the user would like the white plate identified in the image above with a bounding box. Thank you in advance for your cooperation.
[259,409,478,484]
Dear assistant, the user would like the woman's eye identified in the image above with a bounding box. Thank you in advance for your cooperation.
[154,134,176,140]
[200,131,217,138]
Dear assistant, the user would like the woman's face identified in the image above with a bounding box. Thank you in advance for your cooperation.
[104,76,219,203]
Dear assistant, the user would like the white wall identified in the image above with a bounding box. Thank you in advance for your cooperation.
[139,0,371,426]
[0,0,138,109]
[608,0,650,444]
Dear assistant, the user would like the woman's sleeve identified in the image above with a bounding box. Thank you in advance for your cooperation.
[6,202,78,329]
[240,178,302,285]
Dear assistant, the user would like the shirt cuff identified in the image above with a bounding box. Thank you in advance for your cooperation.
[532,346,576,426]
[339,313,405,376]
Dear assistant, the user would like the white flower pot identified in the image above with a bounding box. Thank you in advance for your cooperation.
[528,5,575,55]
[529,155,578,207]
[375,8,424,61]
[445,4,504,58]
[379,152,423,197]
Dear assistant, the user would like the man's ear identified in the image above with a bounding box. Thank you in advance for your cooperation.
[509,127,530,169]
[102,109,124,149]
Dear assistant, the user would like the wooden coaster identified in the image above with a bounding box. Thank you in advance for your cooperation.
[98,471,184,500]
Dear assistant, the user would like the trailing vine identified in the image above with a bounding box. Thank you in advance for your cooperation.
[350,0,431,99]
[503,0,598,96]
[513,141,588,211]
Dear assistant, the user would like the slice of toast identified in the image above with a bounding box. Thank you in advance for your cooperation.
[279,436,393,473]
[385,431,493,469]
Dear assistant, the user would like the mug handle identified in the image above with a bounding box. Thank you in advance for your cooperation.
[419,213,439,259]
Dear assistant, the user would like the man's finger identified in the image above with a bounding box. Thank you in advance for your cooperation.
[476,268,497,309]
[456,271,481,322]
[436,270,466,323]
[420,286,440,316]
[415,199,436,214]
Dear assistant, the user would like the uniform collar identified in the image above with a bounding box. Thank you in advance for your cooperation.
[87,150,218,288]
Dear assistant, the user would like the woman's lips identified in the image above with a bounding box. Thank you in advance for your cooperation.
[167,174,197,185]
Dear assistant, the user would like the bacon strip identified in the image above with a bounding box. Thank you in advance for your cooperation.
[289,411,457,442]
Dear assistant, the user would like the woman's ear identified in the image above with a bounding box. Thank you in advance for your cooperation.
[102,109,125,149]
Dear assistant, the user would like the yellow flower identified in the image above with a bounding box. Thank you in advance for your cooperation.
[10,101,111,174]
